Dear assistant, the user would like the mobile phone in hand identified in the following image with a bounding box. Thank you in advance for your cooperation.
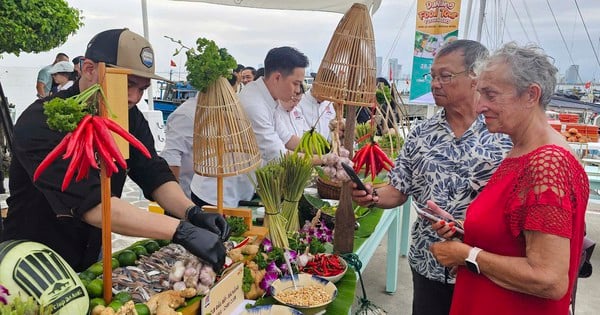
[416,207,465,235]
[341,162,368,192]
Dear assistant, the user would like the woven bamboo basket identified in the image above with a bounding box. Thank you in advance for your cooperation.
[317,177,342,200]
[193,77,261,177]
[311,3,377,107]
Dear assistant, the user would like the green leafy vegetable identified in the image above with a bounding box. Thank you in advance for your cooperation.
[43,84,107,132]
[185,38,237,92]
[226,216,248,237]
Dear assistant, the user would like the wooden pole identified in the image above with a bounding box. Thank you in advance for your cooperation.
[334,106,357,253]
[98,62,113,304]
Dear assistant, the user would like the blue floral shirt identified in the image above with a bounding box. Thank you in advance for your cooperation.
[389,110,512,283]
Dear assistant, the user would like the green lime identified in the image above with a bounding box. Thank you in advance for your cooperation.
[88,262,104,277]
[111,257,120,269]
[107,300,123,312]
[134,303,151,315]
[86,278,103,298]
[132,245,148,257]
[113,291,132,304]
[156,239,171,247]
[144,240,160,254]
[79,270,96,282]
[89,297,106,310]
[117,250,137,267]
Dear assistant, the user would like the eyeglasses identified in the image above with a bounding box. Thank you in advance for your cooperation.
[423,70,469,84]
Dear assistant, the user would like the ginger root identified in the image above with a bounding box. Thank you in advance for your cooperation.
[146,289,194,315]
[92,301,137,315]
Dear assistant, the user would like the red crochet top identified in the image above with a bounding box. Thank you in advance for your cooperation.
[450,145,589,315]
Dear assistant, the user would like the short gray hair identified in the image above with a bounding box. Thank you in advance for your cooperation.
[476,42,557,107]
[436,39,489,72]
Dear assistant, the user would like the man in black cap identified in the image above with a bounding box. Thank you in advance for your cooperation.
[2,29,229,272]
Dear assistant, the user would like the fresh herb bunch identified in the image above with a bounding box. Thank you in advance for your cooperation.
[185,37,237,92]
[43,84,106,132]
[226,216,249,237]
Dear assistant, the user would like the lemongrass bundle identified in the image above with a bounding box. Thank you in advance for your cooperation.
[253,162,289,248]
[280,153,313,233]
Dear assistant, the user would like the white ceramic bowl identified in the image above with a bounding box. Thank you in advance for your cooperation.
[269,273,337,313]
[309,255,348,284]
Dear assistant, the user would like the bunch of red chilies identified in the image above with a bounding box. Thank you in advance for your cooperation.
[302,254,346,277]
[352,141,394,181]
[33,114,151,191]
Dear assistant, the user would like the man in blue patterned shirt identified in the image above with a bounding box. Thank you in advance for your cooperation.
[352,40,512,315]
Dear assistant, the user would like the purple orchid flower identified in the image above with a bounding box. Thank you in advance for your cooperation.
[261,238,273,253]
[259,271,279,291]
[266,261,281,275]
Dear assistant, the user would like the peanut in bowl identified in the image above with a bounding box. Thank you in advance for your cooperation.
[269,274,338,313]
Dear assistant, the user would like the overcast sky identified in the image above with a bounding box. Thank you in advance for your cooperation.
[1,0,599,82]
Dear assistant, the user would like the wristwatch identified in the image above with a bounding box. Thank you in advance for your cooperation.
[465,247,482,274]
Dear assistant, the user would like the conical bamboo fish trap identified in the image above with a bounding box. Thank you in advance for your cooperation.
[311,3,377,107]
[193,77,261,177]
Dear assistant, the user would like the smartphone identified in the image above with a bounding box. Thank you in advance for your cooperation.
[341,162,368,192]
[416,207,465,235]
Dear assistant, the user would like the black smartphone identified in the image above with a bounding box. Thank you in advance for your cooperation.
[341,162,369,192]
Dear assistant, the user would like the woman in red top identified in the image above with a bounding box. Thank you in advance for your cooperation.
[429,42,589,315]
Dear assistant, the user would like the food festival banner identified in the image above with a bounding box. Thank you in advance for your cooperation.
[409,0,461,103]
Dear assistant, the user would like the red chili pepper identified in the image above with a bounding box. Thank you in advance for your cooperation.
[92,129,119,177]
[101,117,151,159]
[84,123,98,170]
[63,114,92,159]
[75,149,90,182]
[352,146,368,173]
[91,116,127,170]
[33,133,73,181]
[62,138,85,191]
[369,145,376,181]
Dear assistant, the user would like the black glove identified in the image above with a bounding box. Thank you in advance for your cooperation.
[185,205,231,241]
[172,221,226,272]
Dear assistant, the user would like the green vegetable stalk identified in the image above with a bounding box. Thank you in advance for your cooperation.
[252,162,289,249]
[280,154,313,233]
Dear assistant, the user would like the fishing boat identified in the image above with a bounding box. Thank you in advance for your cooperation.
[151,80,197,122]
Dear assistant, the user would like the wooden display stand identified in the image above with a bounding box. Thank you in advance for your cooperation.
[98,64,131,303]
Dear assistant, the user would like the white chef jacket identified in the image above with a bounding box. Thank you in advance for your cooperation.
[160,96,196,197]
[274,102,310,139]
[298,91,337,141]
[239,78,288,163]
[190,173,255,208]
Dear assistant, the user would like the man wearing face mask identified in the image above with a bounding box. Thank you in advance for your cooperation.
[2,28,229,273]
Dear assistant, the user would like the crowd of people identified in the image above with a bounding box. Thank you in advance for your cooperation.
[0,27,590,315]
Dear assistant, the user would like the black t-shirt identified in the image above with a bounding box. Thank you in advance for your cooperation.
[1,83,176,272]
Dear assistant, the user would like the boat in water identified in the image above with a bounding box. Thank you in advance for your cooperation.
[151,81,197,122]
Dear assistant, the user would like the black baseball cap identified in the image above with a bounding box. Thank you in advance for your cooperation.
[85,28,168,81]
